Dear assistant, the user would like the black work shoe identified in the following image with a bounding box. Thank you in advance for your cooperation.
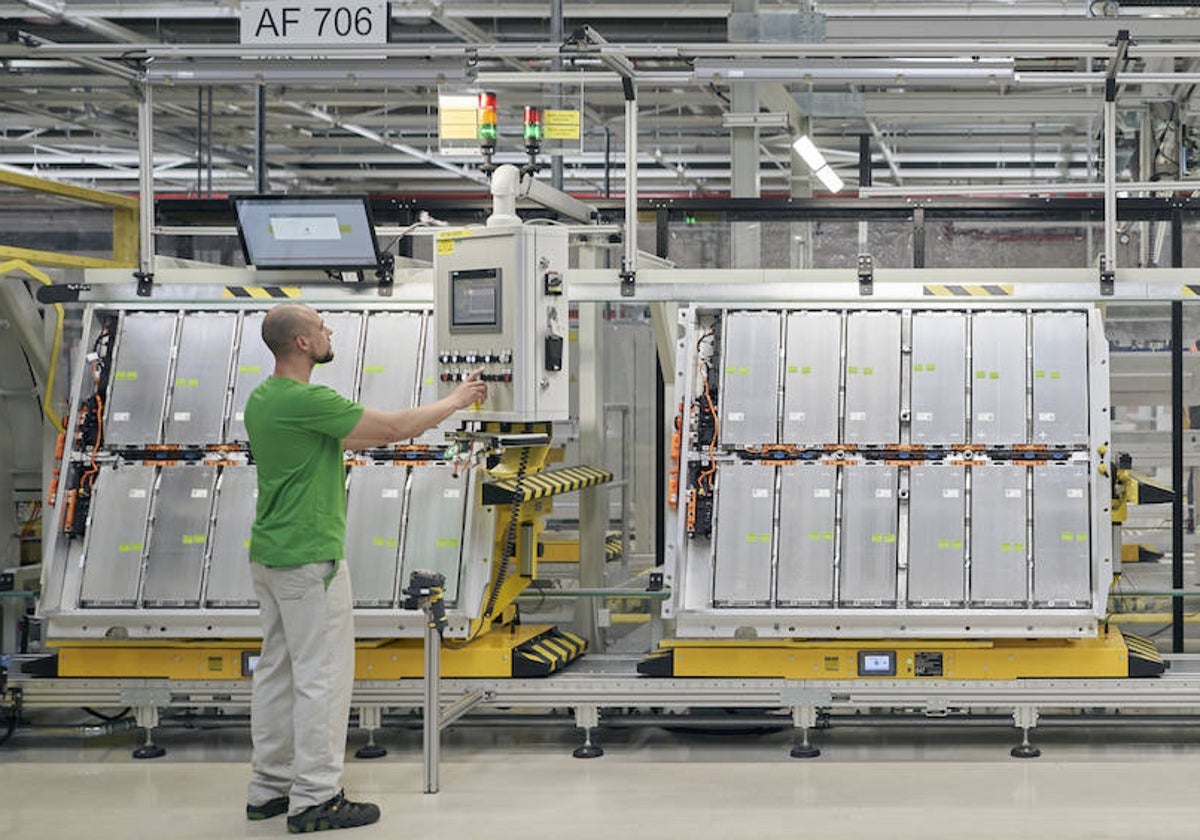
[246,795,289,820]
[286,790,380,833]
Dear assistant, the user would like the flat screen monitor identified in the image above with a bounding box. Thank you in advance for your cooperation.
[450,268,502,333]
[234,195,381,271]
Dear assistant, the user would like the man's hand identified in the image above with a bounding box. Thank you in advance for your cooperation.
[451,368,488,409]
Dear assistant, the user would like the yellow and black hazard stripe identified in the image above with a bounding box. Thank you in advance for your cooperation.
[483,465,613,505]
[512,628,588,677]
[1183,285,1200,297]
[605,535,623,561]
[636,646,675,677]
[1122,631,1165,677]
[222,285,302,299]
[923,284,1014,297]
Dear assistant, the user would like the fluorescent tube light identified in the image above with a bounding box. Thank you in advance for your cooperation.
[792,135,826,171]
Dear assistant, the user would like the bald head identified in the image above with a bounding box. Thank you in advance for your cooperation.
[261,303,318,357]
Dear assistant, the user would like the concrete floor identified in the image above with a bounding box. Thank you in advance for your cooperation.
[4,719,1200,839]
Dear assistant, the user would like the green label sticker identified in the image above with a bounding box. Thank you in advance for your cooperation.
[759,534,770,543]
[114,370,138,381]
[118,542,143,553]
[1000,542,1012,552]
[808,531,821,541]
[823,531,834,541]
[883,533,896,544]
[373,537,398,548]
[739,366,750,375]
[1061,531,1074,542]
[1014,542,1025,551]
[1050,371,1061,380]
[937,539,949,549]
[1076,532,1087,542]
[975,370,987,379]
[914,363,924,372]
[175,378,199,388]
[1035,370,1046,379]
[926,363,936,372]
[801,365,812,375]
[182,534,207,545]
[435,537,459,548]
[849,366,859,375]
[989,371,999,380]
[725,365,736,374]
[239,365,261,375]
[787,365,799,374]
[871,533,883,543]
[243,538,252,548]
[863,367,874,375]
[952,539,963,549]
[363,365,386,374]
[746,534,758,543]
[424,376,434,385]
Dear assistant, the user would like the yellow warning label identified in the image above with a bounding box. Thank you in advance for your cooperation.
[544,109,581,140]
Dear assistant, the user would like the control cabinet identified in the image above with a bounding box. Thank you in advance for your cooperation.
[434,226,569,422]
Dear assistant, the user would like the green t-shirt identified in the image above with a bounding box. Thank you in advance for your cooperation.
[245,376,365,568]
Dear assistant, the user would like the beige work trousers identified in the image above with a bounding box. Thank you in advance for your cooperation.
[247,559,355,815]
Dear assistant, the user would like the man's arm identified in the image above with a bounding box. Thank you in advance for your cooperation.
[343,369,487,449]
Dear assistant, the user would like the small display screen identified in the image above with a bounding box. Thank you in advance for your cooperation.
[241,651,261,677]
[857,650,896,676]
[450,268,502,333]
[234,195,381,271]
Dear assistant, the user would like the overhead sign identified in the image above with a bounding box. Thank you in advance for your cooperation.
[240,0,389,46]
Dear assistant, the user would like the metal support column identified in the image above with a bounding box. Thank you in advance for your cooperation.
[550,0,564,191]
[255,84,267,194]
[136,80,154,296]
[1173,299,1185,653]
[623,84,638,286]
[422,611,440,793]
[1104,90,1117,276]
[730,78,761,268]
[577,301,607,649]
[913,206,926,269]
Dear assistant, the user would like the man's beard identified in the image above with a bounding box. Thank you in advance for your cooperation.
[313,348,334,364]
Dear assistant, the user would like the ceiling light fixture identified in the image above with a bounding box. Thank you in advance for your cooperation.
[792,135,844,194]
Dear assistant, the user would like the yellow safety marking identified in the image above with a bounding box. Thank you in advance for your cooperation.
[923,284,1014,297]
[222,286,302,299]
[1184,285,1200,297]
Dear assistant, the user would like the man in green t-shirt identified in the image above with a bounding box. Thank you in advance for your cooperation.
[244,303,485,833]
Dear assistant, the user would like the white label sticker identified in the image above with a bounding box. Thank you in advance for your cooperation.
[849,411,867,421]
[235,411,245,422]
[814,488,832,499]
[1004,489,1023,499]
[751,488,770,499]
[1038,412,1056,422]
[942,488,960,498]
[381,488,400,499]
[112,411,131,422]
[173,411,192,422]
[727,411,745,422]
[788,411,805,422]
[875,488,893,499]
[443,488,462,499]
[915,412,933,422]
[977,412,995,422]
[240,0,389,46]
[189,488,208,499]
[1067,488,1084,498]
[129,488,147,499]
